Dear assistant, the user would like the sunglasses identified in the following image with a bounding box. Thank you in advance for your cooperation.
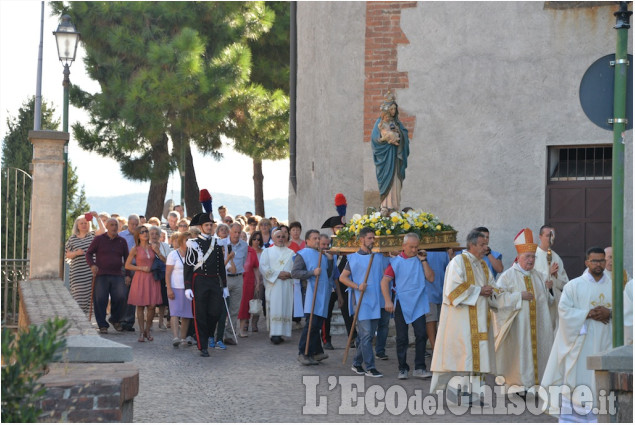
[178,224,188,228]
[139,230,149,234]
[252,238,262,241]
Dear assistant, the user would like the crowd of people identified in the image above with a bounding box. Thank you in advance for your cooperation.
[67,198,633,422]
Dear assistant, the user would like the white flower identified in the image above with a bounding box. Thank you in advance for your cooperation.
[352,213,362,222]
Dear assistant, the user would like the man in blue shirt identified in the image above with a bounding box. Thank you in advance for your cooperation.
[219,222,248,344]
[475,226,503,278]
[424,249,451,357]
[117,214,139,332]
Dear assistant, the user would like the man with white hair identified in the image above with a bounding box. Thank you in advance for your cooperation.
[259,228,295,344]
[430,229,497,401]
[492,228,554,394]
[381,232,434,380]
[164,210,180,237]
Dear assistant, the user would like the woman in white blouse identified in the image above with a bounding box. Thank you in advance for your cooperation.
[165,231,193,346]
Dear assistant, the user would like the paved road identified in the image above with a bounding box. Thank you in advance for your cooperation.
[102,317,557,423]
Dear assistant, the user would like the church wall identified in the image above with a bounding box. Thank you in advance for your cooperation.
[289,1,367,231]
[292,1,633,273]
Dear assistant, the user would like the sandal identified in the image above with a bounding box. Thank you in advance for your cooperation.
[145,329,154,341]
[138,332,146,343]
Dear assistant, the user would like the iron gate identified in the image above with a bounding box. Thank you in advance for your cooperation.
[1,167,32,328]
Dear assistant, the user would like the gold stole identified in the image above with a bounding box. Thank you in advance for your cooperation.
[523,274,538,384]
[462,254,491,372]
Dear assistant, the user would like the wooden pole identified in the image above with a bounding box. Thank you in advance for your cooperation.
[304,250,323,356]
[88,274,96,321]
[342,253,375,364]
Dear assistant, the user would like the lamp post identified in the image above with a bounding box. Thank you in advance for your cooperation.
[53,14,80,275]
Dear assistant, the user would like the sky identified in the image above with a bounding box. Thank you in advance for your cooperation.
[0,1,290,201]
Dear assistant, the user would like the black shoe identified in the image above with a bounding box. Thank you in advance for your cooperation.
[298,354,319,366]
[376,352,388,360]
[108,317,123,332]
[200,349,210,357]
[313,352,329,362]
[365,368,383,378]
[270,336,283,345]
[351,365,365,375]
[323,342,334,350]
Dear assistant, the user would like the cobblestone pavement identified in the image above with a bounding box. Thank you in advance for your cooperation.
[101,316,557,423]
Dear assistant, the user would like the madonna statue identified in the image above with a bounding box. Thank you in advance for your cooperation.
[371,91,410,211]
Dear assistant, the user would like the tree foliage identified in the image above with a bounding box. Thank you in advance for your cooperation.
[50,1,275,217]
[232,2,291,215]
[1,97,88,253]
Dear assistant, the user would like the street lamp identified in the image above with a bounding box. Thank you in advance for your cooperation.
[53,14,80,274]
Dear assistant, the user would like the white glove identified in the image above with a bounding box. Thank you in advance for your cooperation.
[185,289,194,301]
[223,287,230,299]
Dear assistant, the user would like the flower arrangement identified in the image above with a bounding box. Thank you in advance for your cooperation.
[335,208,455,242]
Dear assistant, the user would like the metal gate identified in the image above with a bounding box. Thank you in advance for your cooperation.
[1,167,32,328]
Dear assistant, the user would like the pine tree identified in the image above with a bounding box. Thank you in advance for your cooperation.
[51,1,274,217]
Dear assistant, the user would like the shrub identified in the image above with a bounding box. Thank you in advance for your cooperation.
[1,318,69,422]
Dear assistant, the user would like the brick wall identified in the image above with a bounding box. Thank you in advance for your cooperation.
[363,1,417,144]
[37,363,138,422]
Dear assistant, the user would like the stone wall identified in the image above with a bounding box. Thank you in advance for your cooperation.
[292,1,633,272]
[19,279,137,422]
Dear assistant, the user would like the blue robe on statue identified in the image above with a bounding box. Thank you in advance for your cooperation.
[371,116,410,201]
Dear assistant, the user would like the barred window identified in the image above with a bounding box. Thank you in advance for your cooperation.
[548,146,612,181]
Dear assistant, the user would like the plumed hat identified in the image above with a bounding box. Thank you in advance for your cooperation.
[190,189,216,226]
[321,193,347,229]
[514,228,538,254]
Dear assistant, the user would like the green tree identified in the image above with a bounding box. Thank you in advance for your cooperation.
[51,1,274,218]
[1,97,90,250]
[223,85,289,216]
[230,1,290,216]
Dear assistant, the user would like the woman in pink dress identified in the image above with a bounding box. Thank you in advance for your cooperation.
[238,232,262,336]
[125,225,163,342]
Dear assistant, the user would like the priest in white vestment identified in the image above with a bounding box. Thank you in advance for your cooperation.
[624,279,633,345]
[492,228,554,394]
[540,247,613,422]
[430,229,497,396]
[259,229,295,344]
[534,225,569,329]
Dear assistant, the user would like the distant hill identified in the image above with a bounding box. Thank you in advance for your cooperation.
[87,192,288,222]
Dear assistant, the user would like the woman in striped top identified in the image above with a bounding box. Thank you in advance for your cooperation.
[65,212,105,315]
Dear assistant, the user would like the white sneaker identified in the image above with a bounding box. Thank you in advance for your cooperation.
[185,336,194,345]
[412,369,432,379]
[398,369,408,380]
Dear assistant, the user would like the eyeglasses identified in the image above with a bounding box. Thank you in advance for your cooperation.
[178,224,188,228]
[252,238,262,241]
[588,259,606,264]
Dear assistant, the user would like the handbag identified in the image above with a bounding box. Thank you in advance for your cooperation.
[249,298,262,315]
[151,254,166,281]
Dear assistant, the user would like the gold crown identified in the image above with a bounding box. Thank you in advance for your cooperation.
[380,90,396,111]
